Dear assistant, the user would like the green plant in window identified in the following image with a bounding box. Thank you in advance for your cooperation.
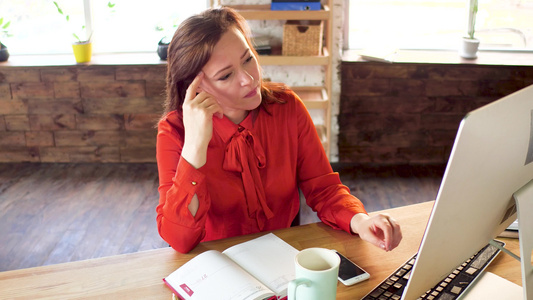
[52,1,115,44]
[0,17,12,42]
[466,0,478,40]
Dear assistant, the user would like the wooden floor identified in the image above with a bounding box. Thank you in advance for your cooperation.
[0,163,445,272]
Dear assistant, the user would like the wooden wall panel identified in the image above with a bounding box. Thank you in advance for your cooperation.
[0,65,166,163]
[339,62,533,164]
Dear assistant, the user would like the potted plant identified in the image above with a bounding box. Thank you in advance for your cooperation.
[460,0,480,59]
[155,19,179,61]
[53,1,115,63]
[0,17,11,62]
[157,37,170,60]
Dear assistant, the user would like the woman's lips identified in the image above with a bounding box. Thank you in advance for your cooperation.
[244,86,259,98]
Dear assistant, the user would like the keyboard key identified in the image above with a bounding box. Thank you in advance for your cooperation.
[450,286,462,295]
[369,288,384,298]
[439,293,455,300]
[396,269,407,277]
[403,270,412,280]
[393,282,403,290]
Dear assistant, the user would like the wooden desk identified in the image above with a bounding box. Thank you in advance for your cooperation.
[0,201,522,299]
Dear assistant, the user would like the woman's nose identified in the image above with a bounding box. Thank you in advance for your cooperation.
[239,69,254,86]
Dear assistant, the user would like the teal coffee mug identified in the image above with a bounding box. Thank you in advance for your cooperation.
[288,248,340,300]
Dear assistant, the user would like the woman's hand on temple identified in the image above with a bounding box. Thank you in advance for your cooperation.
[181,72,224,169]
[350,213,402,251]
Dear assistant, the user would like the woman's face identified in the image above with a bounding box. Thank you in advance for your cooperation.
[198,27,262,124]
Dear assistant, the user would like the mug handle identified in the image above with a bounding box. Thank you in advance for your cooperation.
[288,278,312,300]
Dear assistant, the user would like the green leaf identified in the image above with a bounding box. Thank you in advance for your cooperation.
[0,18,4,27]
[108,2,115,8]
[53,1,64,15]
[2,21,10,30]
[73,33,81,42]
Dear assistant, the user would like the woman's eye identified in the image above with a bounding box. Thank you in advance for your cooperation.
[218,73,232,81]
[245,56,253,63]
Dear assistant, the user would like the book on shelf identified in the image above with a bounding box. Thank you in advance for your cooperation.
[253,35,273,55]
[164,233,299,300]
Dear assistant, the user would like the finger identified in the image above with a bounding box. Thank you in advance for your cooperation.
[352,214,386,250]
[387,217,402,250]
[371,214,393,251]
[204,101,224,119]
[363,221,387,250]
[380,215,393,251]
[184,72,204,103]
[191,94,224,120]
[380,214,401,251]
[369,231,387,251]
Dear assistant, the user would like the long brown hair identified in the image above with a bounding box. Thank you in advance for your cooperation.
[162,7,287,120]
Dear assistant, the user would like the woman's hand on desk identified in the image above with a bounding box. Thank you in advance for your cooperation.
[350,213,402,251]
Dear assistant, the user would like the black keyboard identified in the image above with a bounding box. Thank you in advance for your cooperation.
[362,240,505,300]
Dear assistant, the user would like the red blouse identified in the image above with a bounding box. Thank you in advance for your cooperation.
[156,89,367,253]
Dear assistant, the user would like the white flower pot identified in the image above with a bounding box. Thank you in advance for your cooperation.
[459,37,480,59]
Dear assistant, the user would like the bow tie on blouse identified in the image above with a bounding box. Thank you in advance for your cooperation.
[223,127,274,229]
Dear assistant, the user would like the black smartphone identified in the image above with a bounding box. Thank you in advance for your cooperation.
[334,250,370,286]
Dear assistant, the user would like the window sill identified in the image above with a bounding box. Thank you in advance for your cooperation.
[0,52,167,67]
[2,50,532,68]
[342,49,533,66]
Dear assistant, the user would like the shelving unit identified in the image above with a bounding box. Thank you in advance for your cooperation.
[212,1,333,158]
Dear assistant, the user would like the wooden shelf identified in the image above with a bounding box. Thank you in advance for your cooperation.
[223,4,331,20]
[315,125,328,144]
[258,53,330,66]
[292,87,329,110]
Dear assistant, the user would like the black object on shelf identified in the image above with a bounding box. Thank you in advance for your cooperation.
[0,42,9,62]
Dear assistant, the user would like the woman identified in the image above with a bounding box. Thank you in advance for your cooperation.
[156,7,402,253]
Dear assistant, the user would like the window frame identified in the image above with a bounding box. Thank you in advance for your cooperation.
[342,0,533,52]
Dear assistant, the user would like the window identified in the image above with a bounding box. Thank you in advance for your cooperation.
[346,0,533,51]
[0,0,208,55]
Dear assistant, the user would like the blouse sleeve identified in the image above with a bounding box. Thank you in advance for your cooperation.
[293,93,367,234]
[156,116,211,253]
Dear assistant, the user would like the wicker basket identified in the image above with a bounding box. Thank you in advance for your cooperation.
[282,20,323,56]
